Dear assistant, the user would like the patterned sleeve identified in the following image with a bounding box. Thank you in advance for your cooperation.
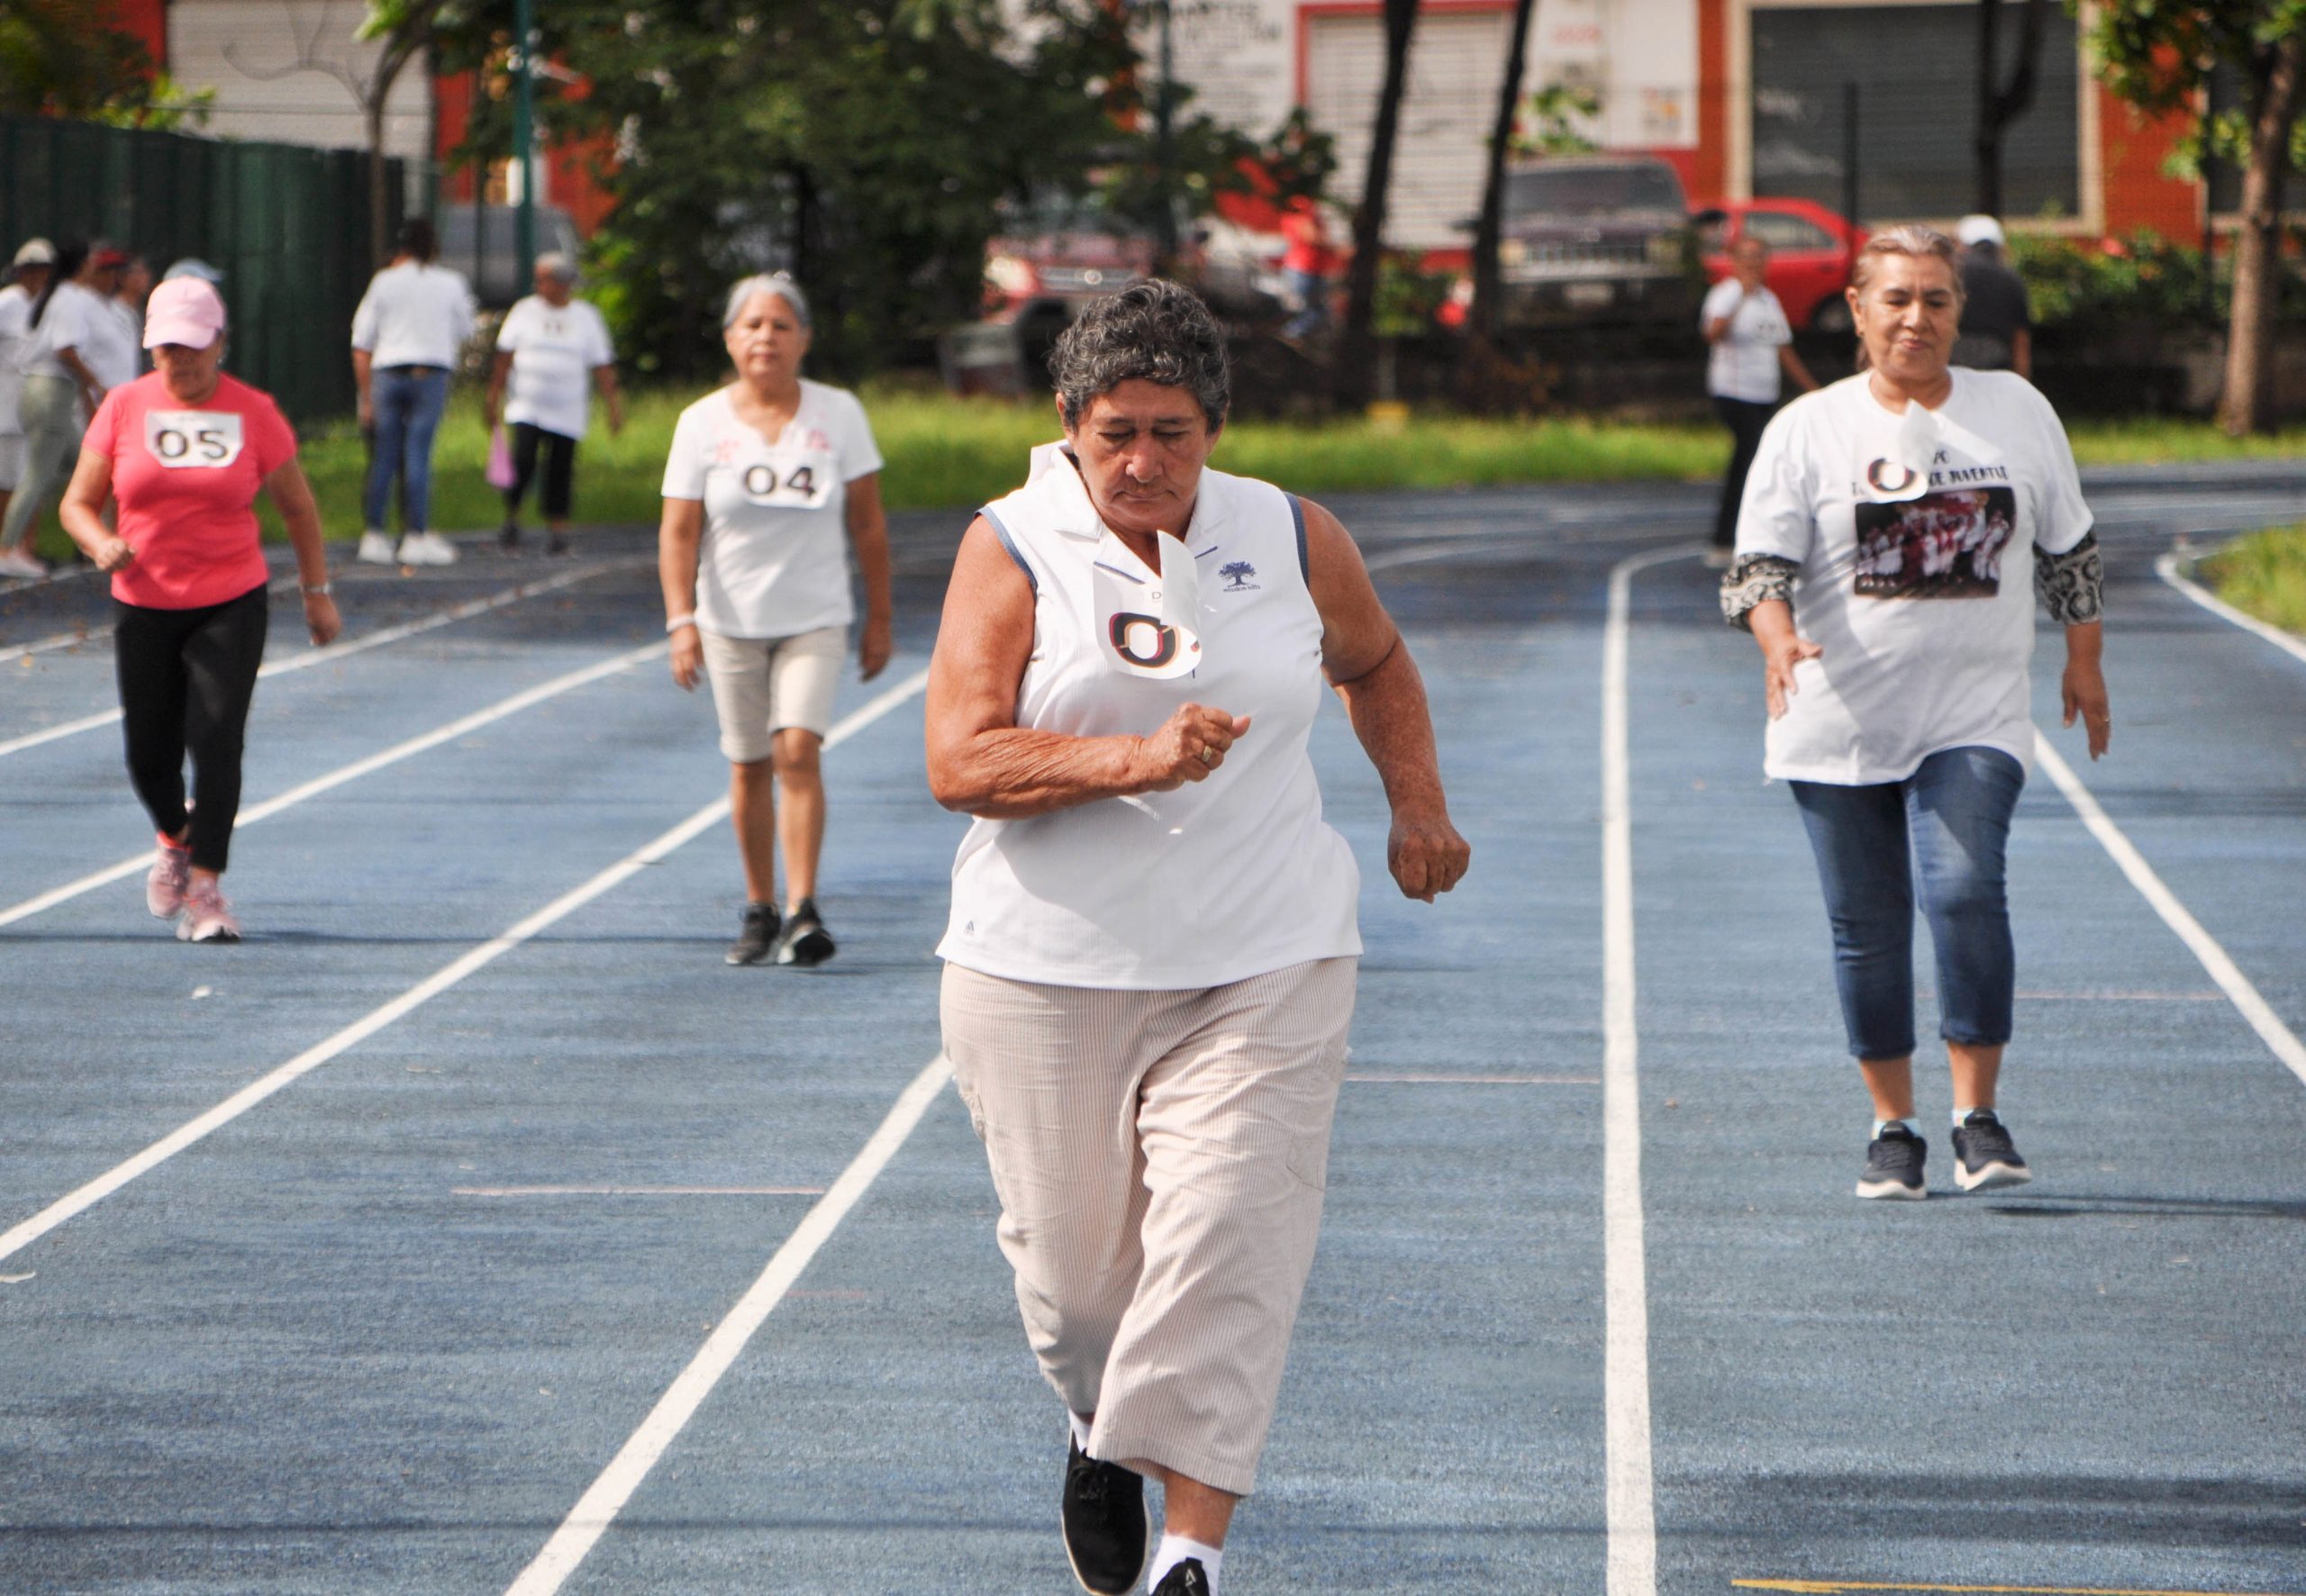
[1720,553,1801,631]
[2034,530,2102,625]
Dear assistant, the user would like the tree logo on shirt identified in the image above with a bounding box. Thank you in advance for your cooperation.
[1218,559,1259,592]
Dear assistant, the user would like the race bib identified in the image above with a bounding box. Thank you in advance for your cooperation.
[1093,532,1203,680]
[735,448,836,509]
[145,411,245,470]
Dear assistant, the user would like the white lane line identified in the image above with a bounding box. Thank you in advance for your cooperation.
[1602,541,1697,1596]
[2155,549,2306,668]
[454,1186,829,1198]
[0,666,931,1266]
[2033,730,2306,1089]
[503,1053,952,1596]
[0,558,645,758]
[1345,1072,1602,1084]
[0,639,667,929]
[0,576,305,666]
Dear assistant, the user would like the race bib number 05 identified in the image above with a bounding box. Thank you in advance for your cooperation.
[145,411,246,470]
[736,449,836,509]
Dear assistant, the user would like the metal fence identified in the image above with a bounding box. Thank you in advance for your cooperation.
[0,114,407,424]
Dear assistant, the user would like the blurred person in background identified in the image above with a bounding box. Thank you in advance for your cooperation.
[350,217,475,567]
[0,242,125,576]
[1953,214,2031,378]
[58,276,341,942]
[483,252,624,557]
[658,272,893,967]
[163,258,226,286]
[1278,195,1333,341]
[0,238,59,564]
[111,254,154,378]
[1702,233,1817,567]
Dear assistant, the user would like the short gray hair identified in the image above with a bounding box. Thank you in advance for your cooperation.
[534,251,576,284]
[723,271,810,330]
[1049,279,1230,431]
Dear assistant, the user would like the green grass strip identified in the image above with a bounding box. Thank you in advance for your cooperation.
[2199,523,2306,637]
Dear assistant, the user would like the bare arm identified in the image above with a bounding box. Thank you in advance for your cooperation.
[1779,344,1818,392]
[1744,596,1823,719]
[59,449,124,567]
[1301,498,1471,901]
[658,495,705,690]
[351,349,375,426]
[844,471,893,681]
[593,363,624,434]
[53,345,103,412]
[264,458,341,645]
[2011,327,2033,380]
[924,517,1240,819]
[481,350,513,430]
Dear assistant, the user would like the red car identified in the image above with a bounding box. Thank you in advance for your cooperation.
[1695,197,1867,334]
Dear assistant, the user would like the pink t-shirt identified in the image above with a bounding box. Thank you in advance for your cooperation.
[85,372,297,610]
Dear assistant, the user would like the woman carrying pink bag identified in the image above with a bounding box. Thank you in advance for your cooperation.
[482,253,622,557]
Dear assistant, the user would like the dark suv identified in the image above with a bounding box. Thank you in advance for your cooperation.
[1494,156,1700,329]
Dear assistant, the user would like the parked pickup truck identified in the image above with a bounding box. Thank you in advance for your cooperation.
[1493,156,1702,330]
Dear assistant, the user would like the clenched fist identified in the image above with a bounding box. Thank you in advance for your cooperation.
[1128,703,1252,792]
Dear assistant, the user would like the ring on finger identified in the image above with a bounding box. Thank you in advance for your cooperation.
[1198,745,1216,766]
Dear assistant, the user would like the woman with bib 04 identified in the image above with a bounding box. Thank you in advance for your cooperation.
[926,280,1470,1596]
[1720,226,2109,1202]
[658,274,892,967]
[58,277,341,942]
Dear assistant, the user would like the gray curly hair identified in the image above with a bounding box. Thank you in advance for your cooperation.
[1049,278,1230,431]
[723,271,810,330]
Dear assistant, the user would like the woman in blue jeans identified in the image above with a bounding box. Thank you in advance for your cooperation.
[1720,225,2111,1200]
[350,218,475,567]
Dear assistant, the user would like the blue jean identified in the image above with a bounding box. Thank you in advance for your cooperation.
[363,366,450,533]
[1789,746,2026,1061]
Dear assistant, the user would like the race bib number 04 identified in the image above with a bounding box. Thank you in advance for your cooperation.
[145,411,245,470]
[737,449,835,509]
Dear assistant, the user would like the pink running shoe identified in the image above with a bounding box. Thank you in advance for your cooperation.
[176,876,241,943]
[147,834,192,919]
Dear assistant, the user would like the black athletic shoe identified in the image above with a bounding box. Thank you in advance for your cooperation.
[1856,1122,1928,1201]
[1951,1109,2032,1191]
[1151,1557,1211,1596]
[497,518,522,552]
[774,897,836,966]
[725,902,780,966]
[1062,1439,1148,1596]
[546,531,571,557]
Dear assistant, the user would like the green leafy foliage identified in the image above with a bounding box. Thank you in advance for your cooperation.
[2088,0,2306,171]
[0,0,157,117]
[2012,229,2306,327]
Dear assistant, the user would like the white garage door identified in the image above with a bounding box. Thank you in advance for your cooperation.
[1305,8,1515,251]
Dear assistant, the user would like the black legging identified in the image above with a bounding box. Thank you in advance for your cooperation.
[114,584,268,873]
[505,422,577,521]
[1712,395,1777,550]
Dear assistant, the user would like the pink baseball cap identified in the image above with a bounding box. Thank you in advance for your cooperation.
[143,277,228,350]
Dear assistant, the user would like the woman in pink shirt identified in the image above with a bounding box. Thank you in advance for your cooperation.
[59,277,341,942]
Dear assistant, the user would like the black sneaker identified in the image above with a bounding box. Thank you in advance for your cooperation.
[498,518,522,552]
[1856,1122,1928,1201]
[725,902,780,966]
[774,897,836,966]
[1151,1557,1211,1596]
[1062,1438,1148,1596]
[1951,1110,2032,1191]
[546,531,571,557]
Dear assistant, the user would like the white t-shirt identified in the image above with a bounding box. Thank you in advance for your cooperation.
[1703,278,1793,404]
[0,286,30,433]
[1735,369,2093,785]
[90,296,145,388]
[18,281,112,381]
[660,380,883,639]
[350,261,477,368]
[495,295,614,440]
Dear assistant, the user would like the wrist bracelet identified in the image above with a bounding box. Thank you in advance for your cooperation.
[303,582,332,596]
[665,614,697,634]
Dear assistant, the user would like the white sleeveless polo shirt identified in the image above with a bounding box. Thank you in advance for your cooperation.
[938,444,1362,991]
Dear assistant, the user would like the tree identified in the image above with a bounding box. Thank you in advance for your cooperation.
[2092,0,2306,434]
[1339,0,1419,404]
[1972,0,2049,217]
[1467,0,1537,343]
[0,0,156,117]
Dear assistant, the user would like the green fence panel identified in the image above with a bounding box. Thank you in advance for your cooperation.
[0,114,407,425]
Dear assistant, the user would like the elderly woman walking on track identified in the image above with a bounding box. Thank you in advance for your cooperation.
[658,273,893,968]
[1720,224,2108,1201]
[58,277,341,942]
[926,279,1470,1596]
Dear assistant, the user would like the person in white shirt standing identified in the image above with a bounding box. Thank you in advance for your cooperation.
[1702,233,1817,567]
[482,253,624,557]
[1720,224,2110,1202]
[658,273,893,967]
[110,254,153,380]
[350,217,475,567]
[1,241,126,577]
[0,237,58,571]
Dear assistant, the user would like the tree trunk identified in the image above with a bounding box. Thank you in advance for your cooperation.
[1469,0,1537,342]
[368,93,393,268]
[1339,0,1419,406]
[2218,31,2303,436]
[1972,0,2046,218]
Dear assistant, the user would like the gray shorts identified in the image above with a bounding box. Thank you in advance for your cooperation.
[698,624,846,762]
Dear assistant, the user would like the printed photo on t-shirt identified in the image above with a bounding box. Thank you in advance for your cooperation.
[1852,487,2016,599]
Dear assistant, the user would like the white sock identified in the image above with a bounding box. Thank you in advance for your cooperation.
[1067,1410,1094,1454]
[1872,1117,1916,1138]
[1148,1533,1222,1592]
[1954,1105,1991,1127]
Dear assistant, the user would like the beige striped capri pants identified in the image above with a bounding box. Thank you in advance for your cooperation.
[940,955,1356,1497]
